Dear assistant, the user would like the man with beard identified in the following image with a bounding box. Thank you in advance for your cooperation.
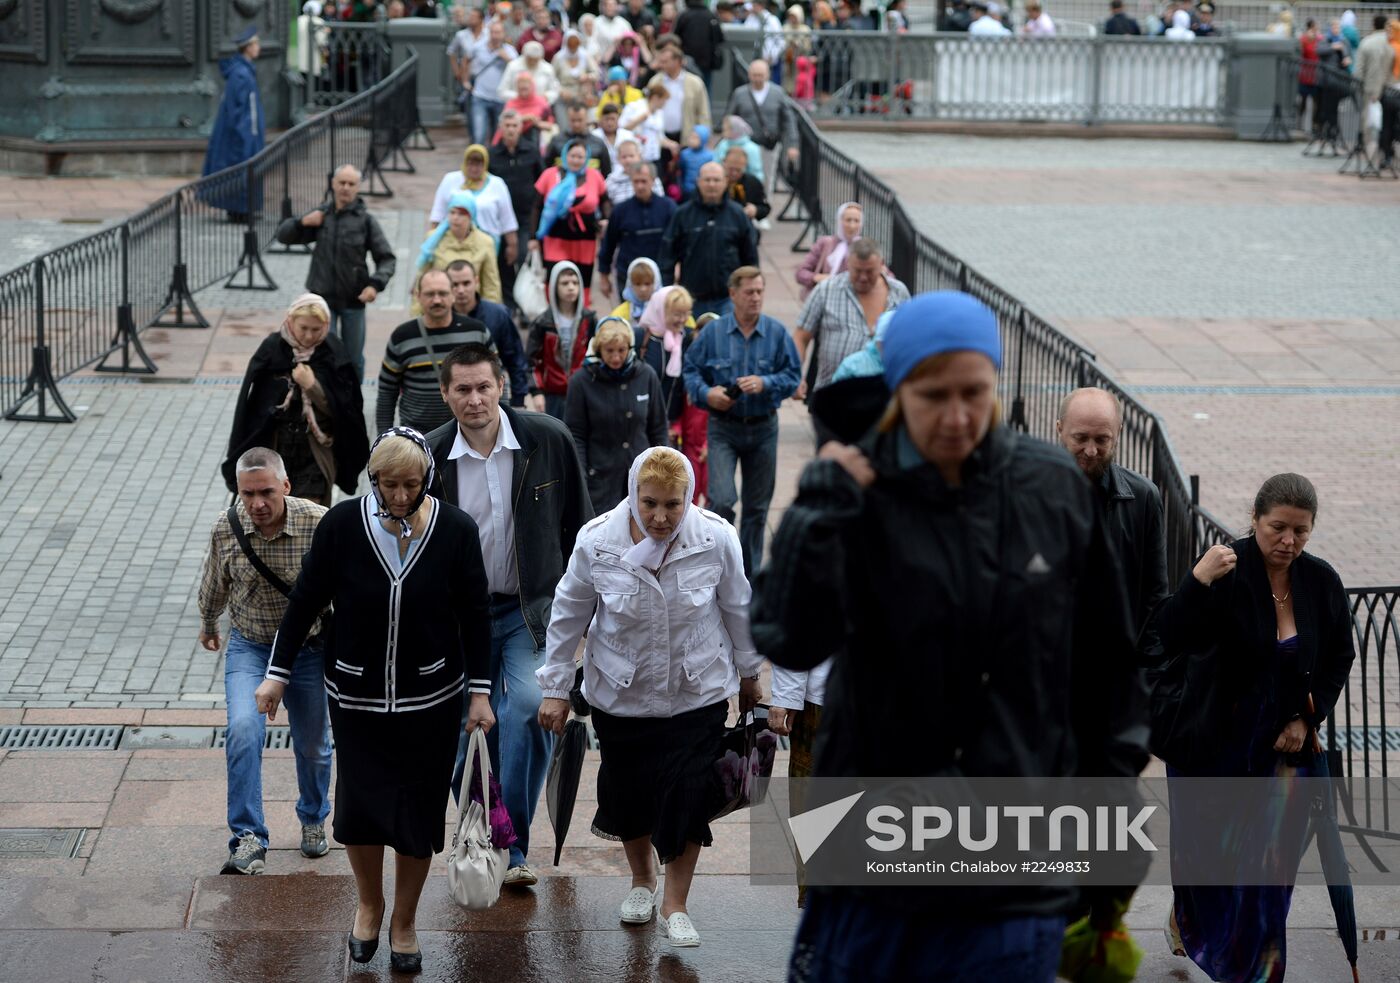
[1055,387,1168,667]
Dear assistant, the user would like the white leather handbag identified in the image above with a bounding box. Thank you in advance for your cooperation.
[446,729,509,910]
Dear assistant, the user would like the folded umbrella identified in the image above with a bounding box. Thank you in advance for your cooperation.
[546,716,590,866]
[1307,695,1360,982]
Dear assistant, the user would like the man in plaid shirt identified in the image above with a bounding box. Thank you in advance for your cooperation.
[197,447,331,875]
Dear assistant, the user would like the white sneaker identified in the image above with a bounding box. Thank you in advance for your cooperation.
[503,864,538,887]
[658,909,701,947]
[619,885,658,924]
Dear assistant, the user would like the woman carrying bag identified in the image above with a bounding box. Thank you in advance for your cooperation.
[537,446,763,948]
[255,429,496,975]
[1152,473,1355,983]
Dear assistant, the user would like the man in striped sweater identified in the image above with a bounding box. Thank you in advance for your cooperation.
[376,269,501,435]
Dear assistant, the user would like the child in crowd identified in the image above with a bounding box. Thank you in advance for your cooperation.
[713,115,764,182]
[610,257,661,329]
[678,123,713,201]
[526,261,598,419]
[604,140,666,206]
[618,78,670,165]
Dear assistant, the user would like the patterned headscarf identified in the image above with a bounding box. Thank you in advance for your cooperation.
[367,427,437,539]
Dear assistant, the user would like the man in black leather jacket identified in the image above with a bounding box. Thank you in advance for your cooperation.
[424,343,592,887]
[1056,387,1169,667]
[275,164,396,380]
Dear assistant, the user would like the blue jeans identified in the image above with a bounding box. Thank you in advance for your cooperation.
[451,603,553,869]
[330,307,367,383]
[706,413,779,579]
[223,629,332,850]
[691,297,733,321]
[471,97,505,146]
[791,890,1065,982]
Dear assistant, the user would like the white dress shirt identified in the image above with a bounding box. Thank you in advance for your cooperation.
[449,412,521,595]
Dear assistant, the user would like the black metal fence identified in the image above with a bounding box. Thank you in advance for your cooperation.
[1260,54,1365,156]
[0,51,422,424]
[1330,586,1400,842]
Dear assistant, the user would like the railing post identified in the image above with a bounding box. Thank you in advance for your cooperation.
[1087,33,1103,127]
[225,162,278,291]
[1189,474,1200,507]
[1008,308,1029,431]
[6,257,76,423]
[267,145,308,254]
[96,223,156,375]
[154,194,209,329]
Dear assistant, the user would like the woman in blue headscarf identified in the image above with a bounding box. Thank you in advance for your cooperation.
[532,139,608,301]
[416,191,503,303]
[752,291,1149,982]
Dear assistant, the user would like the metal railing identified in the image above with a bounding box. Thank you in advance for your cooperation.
[754,32,1230,124]
[296,22,396,112]
[1329,586,1400,840]
[1,51,422,424]
[785,105,1235,588]
[1259,53,1366,157]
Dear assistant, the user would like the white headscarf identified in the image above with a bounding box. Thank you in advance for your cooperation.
[623,446,695,570]
[826,201,861,273]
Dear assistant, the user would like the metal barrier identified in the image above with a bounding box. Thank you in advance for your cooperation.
[1329,586,1400,840]
[752,32,1230,124]
[0,51,421,423]
[786,106,1235,587]
[1260,54,1369,166]
[298,22,395,112]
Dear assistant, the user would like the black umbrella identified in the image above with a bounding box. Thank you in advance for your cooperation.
[1307,701,1359,982]
[546,667,591,866]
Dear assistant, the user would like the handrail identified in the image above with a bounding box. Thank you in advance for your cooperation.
[1,51,422,423]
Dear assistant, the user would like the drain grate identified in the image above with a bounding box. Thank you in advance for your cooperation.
[212,727,298,750]
[0,726,123,750]
[1333,727,1400,753]
[118,727,212,750]
[0,828,85,859]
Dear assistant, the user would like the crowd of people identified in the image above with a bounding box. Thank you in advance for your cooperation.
[201,3,1365,980]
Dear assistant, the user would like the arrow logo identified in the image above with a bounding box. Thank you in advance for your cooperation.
[788,791,866,863]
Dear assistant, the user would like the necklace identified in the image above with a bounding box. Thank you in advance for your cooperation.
[1271,591,1291,605]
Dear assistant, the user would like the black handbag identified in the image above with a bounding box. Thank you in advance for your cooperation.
[1148,644,1235,771]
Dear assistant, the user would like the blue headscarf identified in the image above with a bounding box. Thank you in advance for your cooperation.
[881,291,1001,392]
[418,191,479,269]
[537,140,588,240]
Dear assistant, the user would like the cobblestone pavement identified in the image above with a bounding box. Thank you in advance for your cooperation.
[830,130,1400,586]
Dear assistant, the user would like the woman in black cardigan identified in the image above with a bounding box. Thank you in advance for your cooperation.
[222,293,369,504]
[255,428,494,975]
[1153,472,1355,983]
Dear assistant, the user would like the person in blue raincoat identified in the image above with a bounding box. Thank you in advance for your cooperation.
[202,26,266,221]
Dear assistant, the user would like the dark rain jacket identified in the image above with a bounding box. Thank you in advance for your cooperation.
[275,197,396,311]
[1099,463,1169,666]
[564,356,669,514]
[751,424,1150,917]
[658,196,758,301]
[221,332,369,495]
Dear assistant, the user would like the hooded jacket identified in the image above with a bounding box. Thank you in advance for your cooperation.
[658,195,758,300]
[564,349,669,514]
[751,423,1150,916]
[276,197,397,311]
[222,332,369,495]
[527,261,598,396]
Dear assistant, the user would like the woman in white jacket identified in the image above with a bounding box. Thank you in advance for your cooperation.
[537,446,763,948]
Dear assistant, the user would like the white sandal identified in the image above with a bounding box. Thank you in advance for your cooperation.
[620,885,657,924]
[658,909,701,947]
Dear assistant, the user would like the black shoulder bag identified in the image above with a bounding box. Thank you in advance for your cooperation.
[225,507,329,646]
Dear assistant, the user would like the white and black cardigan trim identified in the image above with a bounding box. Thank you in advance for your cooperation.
[267,496,493,712]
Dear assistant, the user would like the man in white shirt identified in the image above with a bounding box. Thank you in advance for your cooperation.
[1019,0,1056,36]
[427,343,592,890]
[593,0,630,61]
[968,0,1012,35]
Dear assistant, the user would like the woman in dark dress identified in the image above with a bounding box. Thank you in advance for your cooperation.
[222,293,368,505]
[255,429,495,975]
[1154,473,1355,983]
[564,316,669,514]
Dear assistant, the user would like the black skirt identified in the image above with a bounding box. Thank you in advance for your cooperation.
[328,693,462,859]
[589,700,727,865]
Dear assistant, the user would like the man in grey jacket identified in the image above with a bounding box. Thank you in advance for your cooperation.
[724,58,800,193]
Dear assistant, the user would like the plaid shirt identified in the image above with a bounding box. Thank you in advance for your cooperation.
[198,497,327,645]
[797,272,910,391]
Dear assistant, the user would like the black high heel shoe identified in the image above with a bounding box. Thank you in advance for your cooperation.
[388,929,423,974]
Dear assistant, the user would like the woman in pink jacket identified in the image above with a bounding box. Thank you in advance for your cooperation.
[795,201,863,300]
